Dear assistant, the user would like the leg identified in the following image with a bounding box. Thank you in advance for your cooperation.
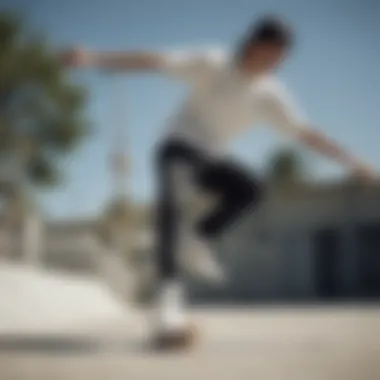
[155,171,180,281]
[196,160,263,239]
[155,140,206,281]
[155,140,230,283]
[153,141,202,349]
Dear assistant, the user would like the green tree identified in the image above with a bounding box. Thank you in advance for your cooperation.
[0,12,88,189]
[266,148,308,189]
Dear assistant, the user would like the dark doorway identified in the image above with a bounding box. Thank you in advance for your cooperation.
[356,223,380,298]
[314,228,340,298]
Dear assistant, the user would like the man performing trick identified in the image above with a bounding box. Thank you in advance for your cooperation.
[63,16,375,350]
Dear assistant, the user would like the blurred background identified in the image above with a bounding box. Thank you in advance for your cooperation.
[0,1,379,379]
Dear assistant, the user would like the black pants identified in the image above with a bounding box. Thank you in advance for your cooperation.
[155,139,263,280]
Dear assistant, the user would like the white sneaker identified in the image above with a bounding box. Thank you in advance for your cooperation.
[181,232,227,284]
[151,281,199,350]
[154,281,187,334]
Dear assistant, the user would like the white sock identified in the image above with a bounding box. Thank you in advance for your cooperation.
[155,280,186,332]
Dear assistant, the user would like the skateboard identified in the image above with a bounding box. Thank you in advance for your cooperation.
[151,324,199,351]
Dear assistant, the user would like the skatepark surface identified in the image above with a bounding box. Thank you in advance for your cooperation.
[0,263,379,380]
[0,263,129,334]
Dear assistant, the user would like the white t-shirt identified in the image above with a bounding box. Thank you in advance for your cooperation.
[160,48,307,154]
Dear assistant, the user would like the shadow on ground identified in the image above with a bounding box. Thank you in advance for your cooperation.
[0,335,147,355]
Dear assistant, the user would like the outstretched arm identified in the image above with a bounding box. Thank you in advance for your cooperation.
[297,128,373,180]
[60,47,215,83]
[61,47,167,72]
[264,83,375,181]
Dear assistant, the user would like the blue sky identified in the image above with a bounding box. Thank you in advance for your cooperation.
[1,0,380,218]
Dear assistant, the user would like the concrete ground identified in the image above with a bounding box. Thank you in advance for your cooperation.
[1,305,379,380]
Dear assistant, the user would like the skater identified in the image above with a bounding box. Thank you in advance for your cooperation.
[62,16,375,349]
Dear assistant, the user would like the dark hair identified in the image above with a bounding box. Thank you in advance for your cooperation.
[236,16,293,62]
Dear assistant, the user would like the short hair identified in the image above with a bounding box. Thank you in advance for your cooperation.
[236,16,293,61]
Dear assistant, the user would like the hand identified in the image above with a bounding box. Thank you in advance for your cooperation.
[351,163,377,185]
[60,46,94,68]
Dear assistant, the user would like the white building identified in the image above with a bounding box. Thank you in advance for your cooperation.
[187,181,380,302]
[2,181,379,304]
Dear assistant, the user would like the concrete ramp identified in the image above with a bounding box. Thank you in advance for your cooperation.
[0,263,129,334]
